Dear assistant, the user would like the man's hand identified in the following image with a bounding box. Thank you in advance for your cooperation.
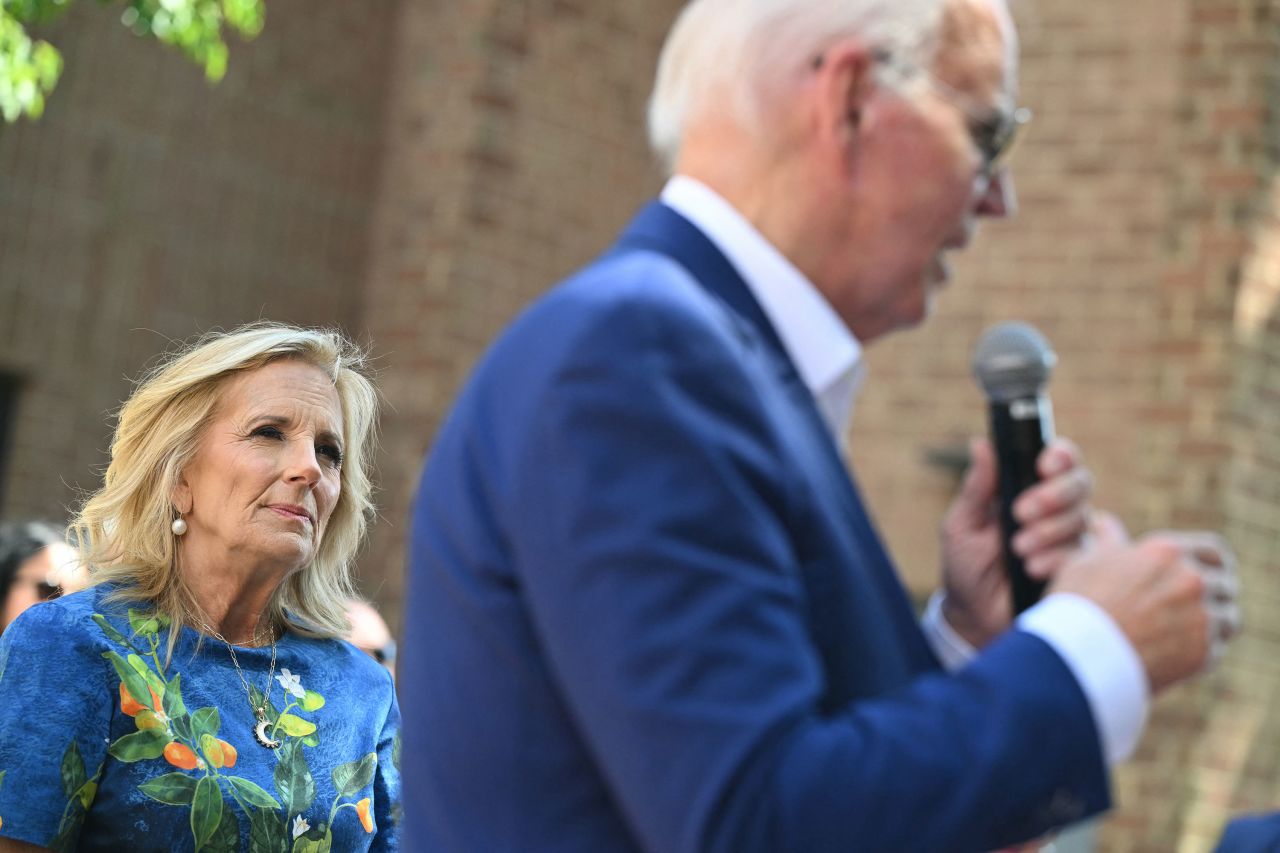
[1050,522,1241,692]
[940,437,1094,648]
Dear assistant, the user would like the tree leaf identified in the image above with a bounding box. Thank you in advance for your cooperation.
[273,739,315,816]
[60,739,86,800]
[225,775,281,810]
[92,613,130,647]
[103,650,154,713]
[0,768,6,790]
[162,671,187,720]
[190,775,223,850]
[331,753,376,798]
[275,714,316,738]
[191,706,220,742]
[126,653,167,708]
[108,729,170,762]
[139,772,197,805]
[299,690,325,712]
[74,780,97,810]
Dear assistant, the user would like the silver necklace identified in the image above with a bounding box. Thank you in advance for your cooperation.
[198,618,281,749]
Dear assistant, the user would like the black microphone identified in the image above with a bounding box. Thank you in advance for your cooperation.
[971,322,1057,615]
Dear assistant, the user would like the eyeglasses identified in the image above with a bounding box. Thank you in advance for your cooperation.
[877,52,1030,179]
[813,50,1032,180]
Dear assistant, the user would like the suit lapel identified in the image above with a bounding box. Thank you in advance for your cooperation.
[612,201,938,673]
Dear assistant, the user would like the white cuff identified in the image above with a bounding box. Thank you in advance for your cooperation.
[1018,592,1151,765]
[921,589,978,672]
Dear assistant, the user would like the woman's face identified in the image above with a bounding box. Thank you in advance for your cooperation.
[1,542,77,629]
[174,359,344,581]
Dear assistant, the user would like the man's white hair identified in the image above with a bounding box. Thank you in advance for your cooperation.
[647,0,948,173]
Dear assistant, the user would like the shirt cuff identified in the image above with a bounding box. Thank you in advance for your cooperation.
[1017,592,1151,765]
[921,589,978,672]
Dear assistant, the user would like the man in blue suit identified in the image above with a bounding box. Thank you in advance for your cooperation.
[400,0,1240,850]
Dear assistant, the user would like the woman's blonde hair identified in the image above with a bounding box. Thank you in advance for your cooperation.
[70,322,379,652]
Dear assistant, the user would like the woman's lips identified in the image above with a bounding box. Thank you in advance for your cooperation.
[268,505,312,523]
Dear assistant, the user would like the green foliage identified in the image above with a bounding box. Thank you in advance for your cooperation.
[0,0,265,122]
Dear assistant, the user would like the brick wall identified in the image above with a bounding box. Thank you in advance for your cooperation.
[355,0,686,630]
[1,0,1278,848]
[849,0,1280,849]
[0,2,395,529]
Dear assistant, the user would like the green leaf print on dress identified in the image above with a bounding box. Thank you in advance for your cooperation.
[93,610,379,851]
[49,739,105,853]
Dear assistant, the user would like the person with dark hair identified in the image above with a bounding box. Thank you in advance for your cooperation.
[0,520,77,632]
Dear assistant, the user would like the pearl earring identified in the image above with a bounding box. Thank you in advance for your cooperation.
[171,517,188,536]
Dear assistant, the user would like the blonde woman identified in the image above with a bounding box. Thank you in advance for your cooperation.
[0,324,399,852]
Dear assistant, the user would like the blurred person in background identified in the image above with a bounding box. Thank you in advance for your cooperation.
[347,597,397,677]
[0,323,399,852]
[0,520,82,632]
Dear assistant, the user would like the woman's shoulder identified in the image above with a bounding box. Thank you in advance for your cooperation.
[1,583,159,657]
[0,585,123,685]
[3,583,111,637]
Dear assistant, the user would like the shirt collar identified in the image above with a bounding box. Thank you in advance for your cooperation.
[660,175,865,439]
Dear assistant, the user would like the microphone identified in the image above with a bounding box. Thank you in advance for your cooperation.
[971,322,1057,614]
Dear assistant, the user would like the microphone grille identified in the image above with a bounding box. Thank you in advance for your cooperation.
[971,322,1056,401]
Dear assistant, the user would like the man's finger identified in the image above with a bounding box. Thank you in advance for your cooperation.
[953,437,998,524]
[1036,437,1082,479]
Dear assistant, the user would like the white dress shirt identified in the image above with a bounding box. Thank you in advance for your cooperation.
[661,175,1148,765]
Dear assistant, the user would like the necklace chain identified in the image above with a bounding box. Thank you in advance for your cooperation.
[196,616,279,726]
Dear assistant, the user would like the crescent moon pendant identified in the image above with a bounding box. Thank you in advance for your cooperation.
[254,719,282,749]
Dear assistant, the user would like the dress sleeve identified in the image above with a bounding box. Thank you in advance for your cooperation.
[0,600,114,850]
[369,671,401,852]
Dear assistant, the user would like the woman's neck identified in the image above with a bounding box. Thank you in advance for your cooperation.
[182,573,282,647]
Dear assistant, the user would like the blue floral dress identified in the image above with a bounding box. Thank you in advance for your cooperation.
[0,584,400,851]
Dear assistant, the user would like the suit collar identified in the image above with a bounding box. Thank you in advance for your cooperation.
[658,177,864,410]
[615,199,794,367]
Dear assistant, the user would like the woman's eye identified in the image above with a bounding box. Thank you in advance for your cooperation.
[251,425,284,440]
[318,445,344,467]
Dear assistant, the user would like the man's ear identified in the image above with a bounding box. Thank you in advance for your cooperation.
[810,39,879,150]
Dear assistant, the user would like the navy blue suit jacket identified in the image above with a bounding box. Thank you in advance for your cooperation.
[1218,814,1280,852]
[400,202,1110,852]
